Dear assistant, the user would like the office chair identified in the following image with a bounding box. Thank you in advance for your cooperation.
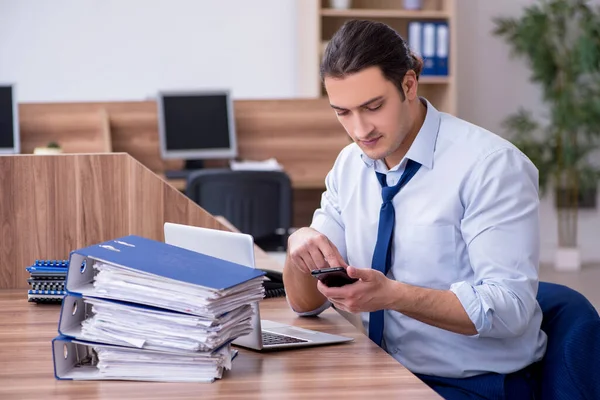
[186,169,292,251]
[535,281,600,399]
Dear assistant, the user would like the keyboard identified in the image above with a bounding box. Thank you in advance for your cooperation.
[262,331,309,346]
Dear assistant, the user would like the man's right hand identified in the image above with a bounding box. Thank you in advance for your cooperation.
[287,227,347,274]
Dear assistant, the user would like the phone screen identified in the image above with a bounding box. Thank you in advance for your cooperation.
[311,267,358,287]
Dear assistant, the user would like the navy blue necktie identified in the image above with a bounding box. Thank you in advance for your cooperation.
[369,159,421,347]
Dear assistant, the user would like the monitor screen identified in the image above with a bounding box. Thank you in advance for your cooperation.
[157,91,237,160]
[0,85,19,154]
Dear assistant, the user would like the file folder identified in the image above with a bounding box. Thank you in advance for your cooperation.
[65,235,266,316]
[408,21,422,60]
[58,294,254,353]
[436,22,449,76]
[421,22,437,76]
[52,335,236,382]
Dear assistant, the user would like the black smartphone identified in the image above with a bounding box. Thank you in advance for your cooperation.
[311,267,358,287]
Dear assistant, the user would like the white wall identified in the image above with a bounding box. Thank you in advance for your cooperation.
[456,0,600,265]
[0,0,298,102]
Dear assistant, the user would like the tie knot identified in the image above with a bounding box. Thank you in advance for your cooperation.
[375,160,422,203]
[381,186,397,203]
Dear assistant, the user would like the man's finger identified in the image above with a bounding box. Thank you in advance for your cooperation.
[289,252,309,274]
[320,240,348,268]
[346,266,373,281]
[303,252,321,272]
[317,280,350,299]
[307,245,329,270]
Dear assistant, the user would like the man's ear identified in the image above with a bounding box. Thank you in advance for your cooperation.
[402,71,418,100]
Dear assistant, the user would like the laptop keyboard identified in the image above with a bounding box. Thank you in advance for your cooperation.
[262,331,309,345]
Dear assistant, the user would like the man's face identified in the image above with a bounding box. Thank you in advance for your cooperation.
[324,66,414,165]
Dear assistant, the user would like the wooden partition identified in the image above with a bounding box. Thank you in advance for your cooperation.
[19,108,112,154]
[20,99,348,226]
[0,153,280,289]
[19,98,348,185]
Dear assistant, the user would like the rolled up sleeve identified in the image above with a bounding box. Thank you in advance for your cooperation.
[286,296,332,317]
[451,147,541,338]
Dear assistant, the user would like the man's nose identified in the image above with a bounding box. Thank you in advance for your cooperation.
[352,115,374,139]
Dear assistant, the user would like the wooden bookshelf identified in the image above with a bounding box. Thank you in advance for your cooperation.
[320,8,450,19]
[311,0,457,115]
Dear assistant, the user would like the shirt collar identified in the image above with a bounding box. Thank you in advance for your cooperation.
[359,97,441,171]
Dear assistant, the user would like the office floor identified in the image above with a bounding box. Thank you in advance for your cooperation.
[267,252,600,310]
[539,263,600,310]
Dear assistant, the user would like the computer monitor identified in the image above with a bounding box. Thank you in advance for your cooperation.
[157,90,237,169]
[0,84,20,154]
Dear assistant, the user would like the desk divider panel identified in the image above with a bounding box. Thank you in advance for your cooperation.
[0,153,279,290]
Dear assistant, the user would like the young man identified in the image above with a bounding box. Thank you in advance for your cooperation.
[282,20,547,399]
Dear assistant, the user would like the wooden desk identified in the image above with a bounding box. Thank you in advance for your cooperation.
[0,290,439,399]
[0,154,438,397]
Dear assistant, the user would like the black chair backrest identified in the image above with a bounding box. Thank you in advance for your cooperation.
[186,169,292,242]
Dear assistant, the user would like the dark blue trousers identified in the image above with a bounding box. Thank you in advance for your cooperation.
[415,363,540,400]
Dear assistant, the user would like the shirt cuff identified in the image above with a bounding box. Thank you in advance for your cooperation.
[286,296,332,317]
[449,281,493,337]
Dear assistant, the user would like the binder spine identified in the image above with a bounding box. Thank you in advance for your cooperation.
[58,294,87,339]
[436,22,449,76]
[52,336,99,380]
[408,21,422,61]
[421,22,437,76]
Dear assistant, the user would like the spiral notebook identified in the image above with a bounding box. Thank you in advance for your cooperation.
[26,260,68,303]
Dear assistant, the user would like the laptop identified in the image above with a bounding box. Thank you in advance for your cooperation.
[163,222,354,351]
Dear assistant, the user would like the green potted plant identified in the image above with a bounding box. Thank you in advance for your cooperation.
[34,141,63,155]
[493,0,600,271]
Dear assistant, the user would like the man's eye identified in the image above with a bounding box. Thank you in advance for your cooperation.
[336,110,349,116]
[367,104,382,112]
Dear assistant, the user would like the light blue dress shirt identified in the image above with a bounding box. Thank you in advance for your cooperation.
[305,98,548,378]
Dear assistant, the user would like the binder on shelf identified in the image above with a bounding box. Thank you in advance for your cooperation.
[52,335,237,382]
[435,21,449,76]
[421,22,437,76]
[407,21,422,59]
[65,235,266,318]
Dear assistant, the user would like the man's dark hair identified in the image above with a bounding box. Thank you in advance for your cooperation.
[320,20,423,100]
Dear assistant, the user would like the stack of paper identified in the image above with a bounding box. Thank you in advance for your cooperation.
[52,235,266,383]
[91,262,264,318]
[78,296,254,352]
[94,344,232,382]
[230,157,283,171]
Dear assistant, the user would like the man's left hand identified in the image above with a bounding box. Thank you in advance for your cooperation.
[317,266,396,313]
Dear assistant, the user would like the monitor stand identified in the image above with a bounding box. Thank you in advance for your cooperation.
[164,160,205,180]
[184,159,204,170]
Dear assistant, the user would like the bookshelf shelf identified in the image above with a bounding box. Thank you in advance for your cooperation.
[320,8,450,19]
[419,76,453,84]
